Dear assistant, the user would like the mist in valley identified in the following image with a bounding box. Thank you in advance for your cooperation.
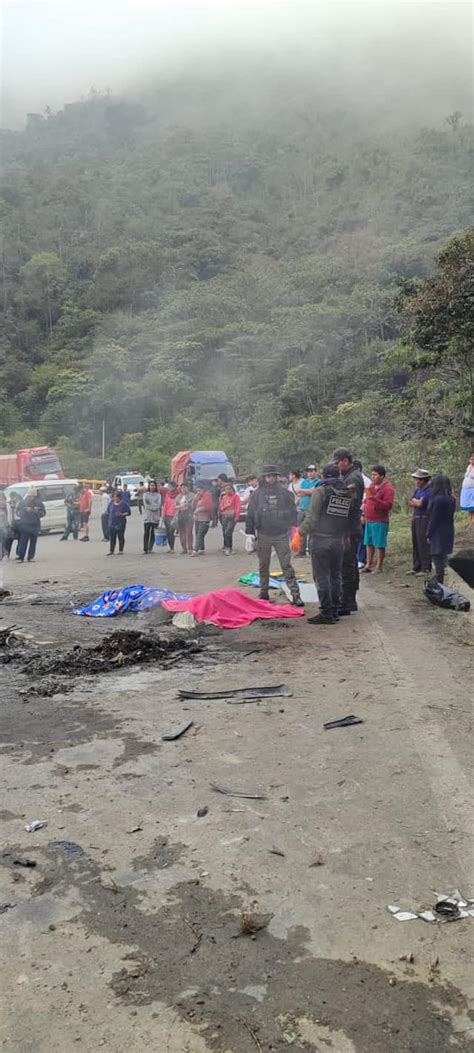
[2,0,472,129]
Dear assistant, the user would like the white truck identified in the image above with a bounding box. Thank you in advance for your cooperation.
[112,472,145,505]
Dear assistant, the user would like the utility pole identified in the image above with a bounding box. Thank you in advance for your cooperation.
[101,419,106,461]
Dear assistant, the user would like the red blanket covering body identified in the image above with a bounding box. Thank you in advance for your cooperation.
[162,587,304,629]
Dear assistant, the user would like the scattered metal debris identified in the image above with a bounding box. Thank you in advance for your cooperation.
[210,783,268,800]
[178,684,291,701]
[162,720,194,741]
[269,846,285,857]
[0,625,20,646]
[0,902,15,914]
[197,807,209,818]
[12,856,37,868]
[323,714,364,730]
[388,890,474,923]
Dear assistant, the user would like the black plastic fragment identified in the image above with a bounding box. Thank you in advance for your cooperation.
[323,714,364,730]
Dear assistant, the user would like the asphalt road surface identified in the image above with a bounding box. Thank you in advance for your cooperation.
[1,507,473,1052]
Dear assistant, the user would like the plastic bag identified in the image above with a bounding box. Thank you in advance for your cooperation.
[245,534,257,554]
[424,579,470,612]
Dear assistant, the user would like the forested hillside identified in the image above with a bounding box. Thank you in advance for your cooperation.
[1,72,472,479]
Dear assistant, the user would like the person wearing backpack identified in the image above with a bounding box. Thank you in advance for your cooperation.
[292,463,353,624]
[246,467,303,606]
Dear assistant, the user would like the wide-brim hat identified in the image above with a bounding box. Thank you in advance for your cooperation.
[261,465,280,476]
[411,468,431,479]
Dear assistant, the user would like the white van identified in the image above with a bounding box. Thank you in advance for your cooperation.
[4,479,79,534]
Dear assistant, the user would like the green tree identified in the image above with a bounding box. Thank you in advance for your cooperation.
[20,253,66,336]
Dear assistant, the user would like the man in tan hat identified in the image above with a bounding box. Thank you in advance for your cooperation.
[408,469,432,574]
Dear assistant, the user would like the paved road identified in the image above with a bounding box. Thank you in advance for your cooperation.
[0,509,473,1052]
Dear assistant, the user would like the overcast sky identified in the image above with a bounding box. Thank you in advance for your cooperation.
[1,0,472,127]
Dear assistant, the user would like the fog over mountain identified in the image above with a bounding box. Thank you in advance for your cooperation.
[2,0,472,128]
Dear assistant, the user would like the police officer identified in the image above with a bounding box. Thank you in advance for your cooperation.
[246,466,303,606]
[292,464,352,624]
[333,448,364,615]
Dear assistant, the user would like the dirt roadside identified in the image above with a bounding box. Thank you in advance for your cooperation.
[0,513,473,1052]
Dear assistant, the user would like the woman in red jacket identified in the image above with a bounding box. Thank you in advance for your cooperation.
[362,465,395,573]
[192,486,214,556]
[219,482,241,555]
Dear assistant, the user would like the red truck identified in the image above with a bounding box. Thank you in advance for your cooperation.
[0,446,64,487]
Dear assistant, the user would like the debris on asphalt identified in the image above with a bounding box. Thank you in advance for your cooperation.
[210,783,268,800]
[126,825,143,834]
[269,846,285,857]
[0,625,20,646]
[12,856,37,868]
[399,952,415,963]
[25,820,48,833]
[49,841,84,856]
[98,874,119,893]
[240,911,273,935]
[2,629,203,678]
[388,890,474,923]
[162,720,194,741]
[0,902,15,914]
[172,611,196,630]
[323,714,364,730]
[197,807,209,818]
[179,683,291,701]
[309,851,326,867]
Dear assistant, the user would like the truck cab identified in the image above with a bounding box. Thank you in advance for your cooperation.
[111,472,145,505]
[171,451,235,488]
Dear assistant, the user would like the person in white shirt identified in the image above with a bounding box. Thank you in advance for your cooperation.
[242,475,258,507]
[353,460,371,568]
[288,469,302,504]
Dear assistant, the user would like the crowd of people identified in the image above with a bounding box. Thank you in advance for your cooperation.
[0,454,472,628]
[59,475,243,558]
